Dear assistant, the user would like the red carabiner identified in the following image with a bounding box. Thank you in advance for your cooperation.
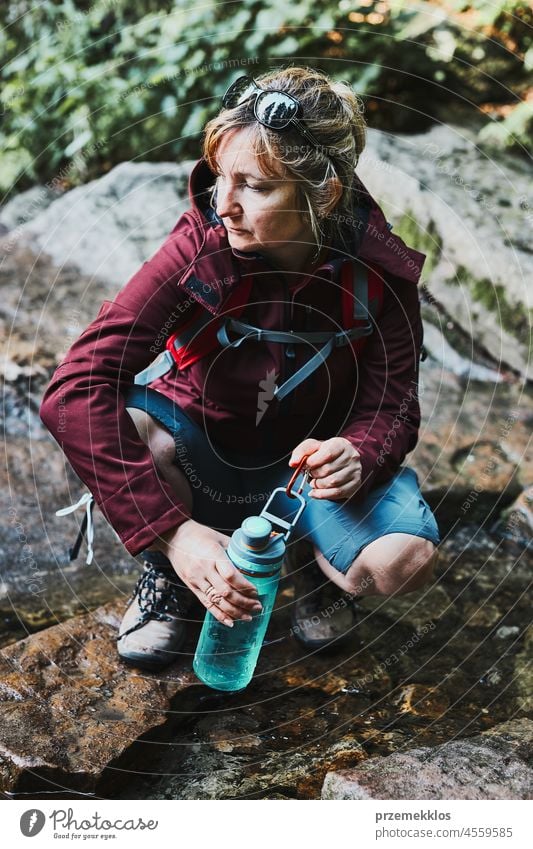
[286,453,312,499]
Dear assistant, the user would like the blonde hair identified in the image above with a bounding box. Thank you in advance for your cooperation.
[202,65,367,258]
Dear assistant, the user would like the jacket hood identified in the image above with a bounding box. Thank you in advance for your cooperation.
[186,157,426,286]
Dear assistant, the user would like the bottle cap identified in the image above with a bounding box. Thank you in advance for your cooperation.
[240,516,272,551]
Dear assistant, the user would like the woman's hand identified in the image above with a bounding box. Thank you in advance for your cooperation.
[289,437,362,501]
[157,520,262,626]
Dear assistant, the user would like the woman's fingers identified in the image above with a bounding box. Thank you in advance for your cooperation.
[289,438,322,467]
[176,573,232,626]
[206,566,262,620]
[188,576,236,627]
[311,464,354,489]
[310,483,351,500]
[203,594,235,628]
[307,444,353,476]
[215,556,260,597]
[306,447,344,476]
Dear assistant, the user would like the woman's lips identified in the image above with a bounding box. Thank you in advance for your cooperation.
[227,226,248,233]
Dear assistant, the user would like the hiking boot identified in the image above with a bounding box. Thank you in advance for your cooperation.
[117,551,195,670]
[285,540,358,650]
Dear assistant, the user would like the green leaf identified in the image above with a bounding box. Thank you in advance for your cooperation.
[64,128,93,157]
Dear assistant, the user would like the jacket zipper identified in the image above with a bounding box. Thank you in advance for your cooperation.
[278,278,296,416]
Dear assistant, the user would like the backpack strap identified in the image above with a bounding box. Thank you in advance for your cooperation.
[134,275,254,385]
[216,258,373,401]
[273,259,374,400]
[341,257,373,323]
[134,260,378,396]
[216,320,371,348]
[134,349,177,386]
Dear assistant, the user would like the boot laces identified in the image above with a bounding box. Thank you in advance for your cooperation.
[118,564,191,641]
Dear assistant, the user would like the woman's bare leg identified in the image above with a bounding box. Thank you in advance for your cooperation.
[126,406,194,519]
[313,534,439,597]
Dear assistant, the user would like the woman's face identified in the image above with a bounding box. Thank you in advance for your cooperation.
[213,128,316,273]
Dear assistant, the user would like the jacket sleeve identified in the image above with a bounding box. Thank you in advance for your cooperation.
[40,213,204,556]
[340,274,423,503]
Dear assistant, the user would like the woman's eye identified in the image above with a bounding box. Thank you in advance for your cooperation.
[215,175,266,192]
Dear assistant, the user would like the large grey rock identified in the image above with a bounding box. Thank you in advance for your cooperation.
[322,718,533,799]
[17,161,194,286]
[421,321,505,383]
[360,125,532,379]
[0,185,59,232]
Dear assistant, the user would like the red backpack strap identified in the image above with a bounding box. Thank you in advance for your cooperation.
[134,275,254,385]
[167,274,254,370]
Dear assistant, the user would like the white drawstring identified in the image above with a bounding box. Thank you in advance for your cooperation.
[56,491,95,565]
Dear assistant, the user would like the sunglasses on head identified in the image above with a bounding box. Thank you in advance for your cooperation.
[222,75,327,154]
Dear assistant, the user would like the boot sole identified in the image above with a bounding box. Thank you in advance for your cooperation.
[118,649,185,671]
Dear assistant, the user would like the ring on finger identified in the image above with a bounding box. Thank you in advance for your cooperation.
[204,581,222,604]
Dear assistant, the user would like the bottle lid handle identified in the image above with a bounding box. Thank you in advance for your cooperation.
[259,488,306,542]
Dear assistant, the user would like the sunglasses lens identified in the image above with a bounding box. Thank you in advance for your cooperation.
[255,92,298,129]
[223,77,256,108]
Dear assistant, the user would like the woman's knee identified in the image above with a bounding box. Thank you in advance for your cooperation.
[344,534,438,597]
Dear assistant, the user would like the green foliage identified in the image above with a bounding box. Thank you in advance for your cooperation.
[467,274,532,349]
[390,214,443,279]
[0,0,531,196]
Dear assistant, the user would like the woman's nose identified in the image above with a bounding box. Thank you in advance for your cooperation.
[215,179,241,219]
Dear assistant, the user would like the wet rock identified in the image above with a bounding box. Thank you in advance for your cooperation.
[414,421,523,531]
[0,601,199,795]
[120,711,366,800]
[463,601,502,628]
[490,485,533,549]
[392,684,449,720]
[412,361,532,532]
[437,526,531,595]
[17,162,193,285]
[360,584,452,631]
[514,627,533,714]
[195,713,263,755]
[1,517,527,801]
[322,718,533,799]
[0,438,139,646]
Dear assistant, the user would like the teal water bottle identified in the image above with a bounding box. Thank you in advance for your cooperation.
[193,480,307,692]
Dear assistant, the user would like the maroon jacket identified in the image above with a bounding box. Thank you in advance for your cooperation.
[40,158,426,556]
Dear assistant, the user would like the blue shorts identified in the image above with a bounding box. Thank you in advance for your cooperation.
[125,386,441,574]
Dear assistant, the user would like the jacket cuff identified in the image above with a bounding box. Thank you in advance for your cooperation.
[121,505,192,557]
[98,467,192,556]
[341,434,396,505]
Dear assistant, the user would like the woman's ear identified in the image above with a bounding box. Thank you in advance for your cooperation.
[323,176,343,217]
